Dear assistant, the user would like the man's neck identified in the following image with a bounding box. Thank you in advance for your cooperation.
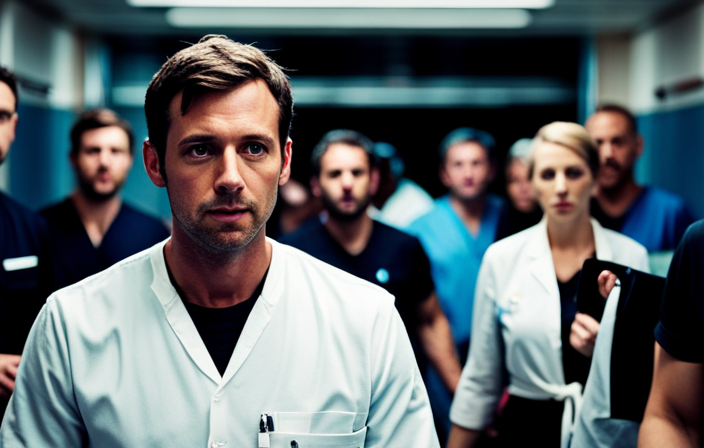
[323,211,373,256]
[165,227,271,308]
[594,177,642,218]
[71,191,122,247]
[449,194,487,237]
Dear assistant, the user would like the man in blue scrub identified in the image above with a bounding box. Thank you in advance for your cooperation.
[0,66,52,414]
[587,104,696,253]
[408,127,505,440]
[41,109,170,289]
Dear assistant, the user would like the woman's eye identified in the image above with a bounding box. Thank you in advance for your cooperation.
[540,169,555,180]
[246,143,265,155]
[566,167,584,179]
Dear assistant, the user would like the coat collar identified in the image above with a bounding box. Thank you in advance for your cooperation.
[526,217,614,295]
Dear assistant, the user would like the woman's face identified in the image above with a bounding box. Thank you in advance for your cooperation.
[531,141,594,224]
[506,159,537,213]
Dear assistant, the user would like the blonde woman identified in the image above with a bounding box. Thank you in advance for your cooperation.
[447,122,649,448]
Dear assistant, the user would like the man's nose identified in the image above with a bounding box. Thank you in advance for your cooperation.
[600,142,614,160]
[215,149,245,194]
[98,148,111,166]
[340,172,354,189]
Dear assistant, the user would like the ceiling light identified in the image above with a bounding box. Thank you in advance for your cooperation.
[166,8,532,28]
[130,0,553,8]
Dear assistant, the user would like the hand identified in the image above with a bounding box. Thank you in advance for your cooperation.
[570,313,600,357]
[597,270,618,299]
[0,353,21,398]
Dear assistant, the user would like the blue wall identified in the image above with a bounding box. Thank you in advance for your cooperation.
[637,103,704,219]
[8,103,171,220]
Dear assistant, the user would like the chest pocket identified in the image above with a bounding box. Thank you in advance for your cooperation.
[267,411,367,448]
[269,427,366,447]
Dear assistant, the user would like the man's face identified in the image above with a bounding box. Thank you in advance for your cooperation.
[506,159,536,213]
[72,126,133,200]
[586,111,642,191]
[156,79,291,253]
[313,143,376,221]
[0,81,18,165]
[440,141,494,202]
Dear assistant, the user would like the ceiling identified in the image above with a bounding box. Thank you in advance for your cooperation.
[21,0,699,37]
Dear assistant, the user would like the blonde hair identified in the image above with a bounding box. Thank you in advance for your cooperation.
[527,121,599,178]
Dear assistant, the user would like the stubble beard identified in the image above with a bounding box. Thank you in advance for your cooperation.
[321,192,370,223]
[171,188,278,256]
[77,171,123,202]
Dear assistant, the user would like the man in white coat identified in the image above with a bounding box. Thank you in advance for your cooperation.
[0,35,438,448]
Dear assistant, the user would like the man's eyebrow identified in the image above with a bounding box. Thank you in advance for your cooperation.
[241,133,276,145]
[177,135,217,146]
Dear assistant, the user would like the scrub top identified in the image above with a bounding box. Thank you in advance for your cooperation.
[0,192,52,355]
[41,198,170,289]
[591,186,696,253]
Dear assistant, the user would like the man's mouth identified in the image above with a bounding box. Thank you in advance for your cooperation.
[207,207,249,222]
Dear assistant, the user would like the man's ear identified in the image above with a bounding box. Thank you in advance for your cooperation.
[143,139,166,188]
[279,138,293,186]
[310,175,321,198]
[635,134,644,158]
[369,167,380,196]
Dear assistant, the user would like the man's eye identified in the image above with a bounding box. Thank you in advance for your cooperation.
[190,146,209,157]
[245,143,265,155]
[0,112,11,122]
[540,169,555,180]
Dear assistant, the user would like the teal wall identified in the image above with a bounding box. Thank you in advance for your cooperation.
[637,103,704,219]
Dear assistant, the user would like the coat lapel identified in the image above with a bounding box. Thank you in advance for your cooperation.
[527,219,559,298]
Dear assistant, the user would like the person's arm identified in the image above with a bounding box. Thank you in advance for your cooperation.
[416,292,462,393]
[638,343,704,448]
[446,424,483,448]
[0,354,20,398]
[0,300,86,445]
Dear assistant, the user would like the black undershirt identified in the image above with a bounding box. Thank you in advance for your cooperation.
[166,262,268,376]
[558,270,592,386]
[590,197,628,232]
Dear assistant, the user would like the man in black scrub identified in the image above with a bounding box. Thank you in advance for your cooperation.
[41,109,170,289]
[0,66,52,413]
[639,220,704,447]
[281,129,461,395]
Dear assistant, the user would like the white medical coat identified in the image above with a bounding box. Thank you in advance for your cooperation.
[449,219,648,447]
[0,239,438,448]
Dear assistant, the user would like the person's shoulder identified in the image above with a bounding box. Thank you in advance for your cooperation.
[121,202,169,231]
[272,239,396,308]
[372,220,420,246]
[0,191,43,225]
[643,186,689,211]
[680,219,704,246]
[601,226,649,262]
[485,221,539,258]
[407,196,448,229]
[278,216,325,248]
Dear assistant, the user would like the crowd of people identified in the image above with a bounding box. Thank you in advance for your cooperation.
[0,35,702,448]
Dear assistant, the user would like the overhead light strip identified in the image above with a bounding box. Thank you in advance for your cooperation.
[129,0,553,8]
[166,8,532,28]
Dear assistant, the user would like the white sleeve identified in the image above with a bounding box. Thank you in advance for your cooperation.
[365,296,440,448]
[0,298,86,447]
[449,252,504,430]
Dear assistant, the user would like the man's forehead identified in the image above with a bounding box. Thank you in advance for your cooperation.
[0,81,16,111]
[590,111,630,133]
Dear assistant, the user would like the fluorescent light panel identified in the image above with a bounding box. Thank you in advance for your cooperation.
[129,0,553,8]
[166,8,532,28]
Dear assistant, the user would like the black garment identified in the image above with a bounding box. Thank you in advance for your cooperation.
[175,271,267,376]
[280,218,434,331]
[558,270,591,387]
[0,192,53,355]
[495,204,543,241]
[41,198,170,289]
[655,220,704,363]
[590,198,627,232]
[497,395,564,448]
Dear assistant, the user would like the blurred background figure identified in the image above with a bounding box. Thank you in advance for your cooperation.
[586,105,696,254]
[282,129,461,401]
[497,137,543,240]
[408,127,504,443]
[266,178,322,239]
[369,141,434,231]
[41,109,170,290]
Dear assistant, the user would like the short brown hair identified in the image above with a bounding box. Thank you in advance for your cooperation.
[70,109,134,156]
[528,122,599,179]
[144,35,293,178]
[594,104,638,135]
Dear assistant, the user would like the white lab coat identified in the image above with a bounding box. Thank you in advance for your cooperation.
[449,219,648,448]
[0,239,438,448]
